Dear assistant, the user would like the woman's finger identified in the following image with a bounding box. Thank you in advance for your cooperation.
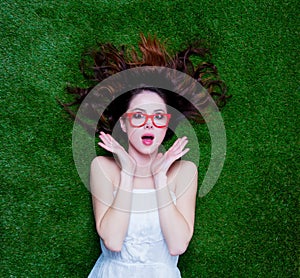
[178,138,189,151]
[99,132,120,153]
[98,142,113,152]
[168,147,190,164]
[99,138,112,150]
[168,138,188,156]
[177,147,190,159]
[170,136,188,152]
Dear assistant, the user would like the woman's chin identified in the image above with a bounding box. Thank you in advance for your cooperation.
[129,140,161,156]
[141,142,161,155]
[140,148,156,155]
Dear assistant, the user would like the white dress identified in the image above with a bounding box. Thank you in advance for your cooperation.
[88,189,181,278]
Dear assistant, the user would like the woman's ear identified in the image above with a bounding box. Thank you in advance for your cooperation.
[120,117,127,133]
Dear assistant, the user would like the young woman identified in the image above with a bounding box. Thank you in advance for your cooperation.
[62,34,229,277]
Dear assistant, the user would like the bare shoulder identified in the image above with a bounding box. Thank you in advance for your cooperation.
[168,160,198,196]
[170,160,197,175]
[91,156,120,182]
[91,156,118,168]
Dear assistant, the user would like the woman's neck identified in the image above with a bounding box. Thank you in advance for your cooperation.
[128,145,157,178]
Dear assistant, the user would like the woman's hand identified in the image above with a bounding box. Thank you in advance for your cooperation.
[151,136,190,179]
[98,132,136,176]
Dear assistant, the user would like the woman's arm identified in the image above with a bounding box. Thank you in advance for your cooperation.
[90,157,133,252]
[90,132,137,252]
[154,161,198,256]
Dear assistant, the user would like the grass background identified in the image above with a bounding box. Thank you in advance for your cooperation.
[1,0,299,277]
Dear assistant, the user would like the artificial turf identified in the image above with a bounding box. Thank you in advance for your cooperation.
[1,0,299,277]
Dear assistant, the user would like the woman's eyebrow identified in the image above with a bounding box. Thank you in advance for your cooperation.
[130,108,146,112]
[129,108,167,113]
[154,109,167,113]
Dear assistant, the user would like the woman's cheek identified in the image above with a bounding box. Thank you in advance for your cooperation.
[156,129,168,144]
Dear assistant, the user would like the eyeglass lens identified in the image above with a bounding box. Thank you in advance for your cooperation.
[131,113,168,127]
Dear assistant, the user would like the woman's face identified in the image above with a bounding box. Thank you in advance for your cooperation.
[121,90,168,155]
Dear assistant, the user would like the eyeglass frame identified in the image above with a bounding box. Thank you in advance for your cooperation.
[124,112,171,128]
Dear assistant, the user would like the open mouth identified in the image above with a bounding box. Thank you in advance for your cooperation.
[141,134,154,146]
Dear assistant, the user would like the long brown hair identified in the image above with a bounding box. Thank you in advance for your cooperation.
[60,34,231,136]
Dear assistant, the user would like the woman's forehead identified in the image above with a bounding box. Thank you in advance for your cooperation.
[128,91,167,111]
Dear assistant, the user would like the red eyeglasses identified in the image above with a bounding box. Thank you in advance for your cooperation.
[125,112,171,128]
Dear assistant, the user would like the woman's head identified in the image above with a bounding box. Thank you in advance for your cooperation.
[102,87,173,141]
[119,90,169,154]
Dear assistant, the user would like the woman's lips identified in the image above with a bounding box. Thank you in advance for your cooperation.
[141,134,154,146]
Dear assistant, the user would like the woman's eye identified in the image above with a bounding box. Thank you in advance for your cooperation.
[133,113,143,119]
[155,114,164,120]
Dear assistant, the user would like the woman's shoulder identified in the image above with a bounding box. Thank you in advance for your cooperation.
[170,160,198,196]
[168,160,197,188]
[171,159,197,173]
[91,156,120,174]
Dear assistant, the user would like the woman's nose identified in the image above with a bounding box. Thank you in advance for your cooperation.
[144,118,153,129]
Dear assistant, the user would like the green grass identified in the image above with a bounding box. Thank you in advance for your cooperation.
[1,0,299,277]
